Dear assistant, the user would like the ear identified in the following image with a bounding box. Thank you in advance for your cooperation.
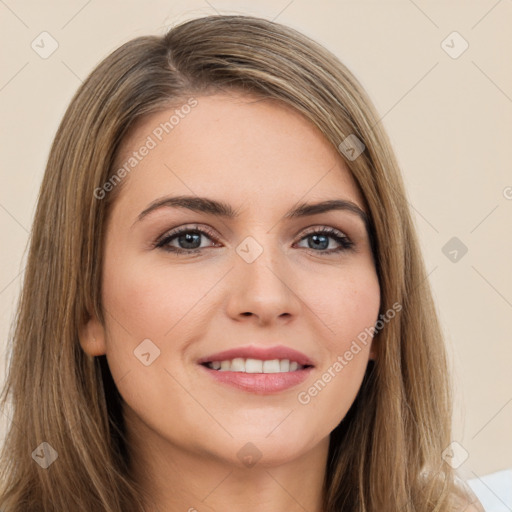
[78,313,107,357]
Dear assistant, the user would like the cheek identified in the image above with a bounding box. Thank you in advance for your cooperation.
[101,253,220,340]
[309,261,380,353]
[294,263,379,427]
[99,254,215,444]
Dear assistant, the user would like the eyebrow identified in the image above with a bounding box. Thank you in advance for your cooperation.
[135,195,369,228]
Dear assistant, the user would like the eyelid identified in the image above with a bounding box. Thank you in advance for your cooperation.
[300,225,348,237]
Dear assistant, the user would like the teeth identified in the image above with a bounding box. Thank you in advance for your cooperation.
[263,359,281,373]
[230,357,245,372]
[206,358,306,373]
[245,358,263,373]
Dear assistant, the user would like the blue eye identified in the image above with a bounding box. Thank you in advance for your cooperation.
[296,228,354,254]
[155,225,354,255]
[155,225,218,254]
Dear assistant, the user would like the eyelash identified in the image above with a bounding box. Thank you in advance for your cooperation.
[154,224,354,256]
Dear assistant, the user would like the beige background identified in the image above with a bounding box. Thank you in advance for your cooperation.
[1,0,511,487]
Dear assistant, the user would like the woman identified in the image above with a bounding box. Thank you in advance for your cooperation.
[0,14,483,512]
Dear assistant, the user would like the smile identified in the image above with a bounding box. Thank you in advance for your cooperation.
[203,358,309,373]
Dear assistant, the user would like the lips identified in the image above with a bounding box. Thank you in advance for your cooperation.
[196,344,315,394]
[196,344,315,367]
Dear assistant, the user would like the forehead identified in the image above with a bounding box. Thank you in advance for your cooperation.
[110,92,365,218]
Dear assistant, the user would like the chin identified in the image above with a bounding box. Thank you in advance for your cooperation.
[204,426,323,469]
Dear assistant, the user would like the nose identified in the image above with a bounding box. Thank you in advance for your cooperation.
[224,238,301,326]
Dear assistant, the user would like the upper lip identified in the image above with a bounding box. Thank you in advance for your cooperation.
[197,344,315,367]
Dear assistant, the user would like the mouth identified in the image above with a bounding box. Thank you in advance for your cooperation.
[196,345,315,394]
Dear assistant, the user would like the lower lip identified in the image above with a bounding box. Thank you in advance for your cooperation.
[198,365,314,394]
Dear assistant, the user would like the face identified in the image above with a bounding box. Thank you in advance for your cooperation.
[80,92,380,470]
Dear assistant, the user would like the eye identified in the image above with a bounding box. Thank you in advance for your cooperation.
[155,224,220,254]
[294,227,354,255]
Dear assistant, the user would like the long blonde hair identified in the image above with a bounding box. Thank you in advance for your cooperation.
[0,14,472,511]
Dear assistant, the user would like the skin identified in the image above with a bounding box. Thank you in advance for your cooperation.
[80,91,381,512]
